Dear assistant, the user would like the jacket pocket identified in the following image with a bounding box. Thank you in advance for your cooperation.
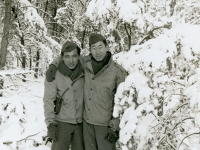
[62,98,68,107]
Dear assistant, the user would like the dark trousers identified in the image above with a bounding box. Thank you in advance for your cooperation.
[83,120,116,150]
[51,121,84,150]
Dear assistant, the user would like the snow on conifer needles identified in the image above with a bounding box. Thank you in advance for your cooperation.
[113,23,200,150]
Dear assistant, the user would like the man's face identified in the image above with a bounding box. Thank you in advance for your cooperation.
[90,41,108,61]
[62,49,79,69]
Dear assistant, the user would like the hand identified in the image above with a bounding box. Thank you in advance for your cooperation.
[47,123,58,142]
[46,65,57,82]
[105,127,119,144]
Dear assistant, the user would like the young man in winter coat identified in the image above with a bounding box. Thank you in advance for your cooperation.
[43,41,84,150]
[46,34,127,150]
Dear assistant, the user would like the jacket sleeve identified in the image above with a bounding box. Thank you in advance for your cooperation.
[43,78,57,127]
[108,66,127,131]
[115,66,127,89]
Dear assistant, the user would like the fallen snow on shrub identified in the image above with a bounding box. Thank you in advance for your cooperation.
[113,23,200,150]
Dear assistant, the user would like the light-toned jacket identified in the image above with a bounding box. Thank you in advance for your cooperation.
[51,54,127,130]
[82,55,127,130]
[43,70,84,127]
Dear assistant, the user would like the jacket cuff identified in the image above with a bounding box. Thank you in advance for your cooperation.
[48,122,57,128]
[108,118,120,131]
[47,121,57,128]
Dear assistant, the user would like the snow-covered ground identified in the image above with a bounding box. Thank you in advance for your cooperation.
[0,72,50,150]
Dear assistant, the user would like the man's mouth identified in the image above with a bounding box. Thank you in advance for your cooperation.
[69,64,75,67]
[96,55,102,58]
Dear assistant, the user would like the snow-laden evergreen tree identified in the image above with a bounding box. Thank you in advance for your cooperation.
[113,23,200,150]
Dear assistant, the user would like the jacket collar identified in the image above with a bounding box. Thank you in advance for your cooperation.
[84,52,114,75]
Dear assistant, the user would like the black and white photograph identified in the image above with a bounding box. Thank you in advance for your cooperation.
[0,0,200,150]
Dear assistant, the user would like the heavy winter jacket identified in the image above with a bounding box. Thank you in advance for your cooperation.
[43,70,84,127]
[51,54,127,130]
[82,55,127,130]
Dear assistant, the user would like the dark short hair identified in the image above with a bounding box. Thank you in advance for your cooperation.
[61,47,81,56]
[102,39,107,47]
[89,39,107,48]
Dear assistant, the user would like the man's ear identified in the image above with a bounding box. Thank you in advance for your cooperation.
[106,45,109,51]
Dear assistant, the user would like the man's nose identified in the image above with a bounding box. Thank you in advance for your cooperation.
[69,57,74,63]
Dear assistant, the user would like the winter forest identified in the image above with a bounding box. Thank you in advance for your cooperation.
[0,0,200,149]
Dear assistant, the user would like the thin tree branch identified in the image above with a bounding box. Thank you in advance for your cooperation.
[124,23,130,38]
[43,0,48,18]
[138,25,171,45]
[177,132,200,150]
[77,0,84,6]
[168,102,189,118]
[17,132,41,143]
[166,135,176,150]
[171,80,185,86]
[172,117,194,131]
[20,5,54,19]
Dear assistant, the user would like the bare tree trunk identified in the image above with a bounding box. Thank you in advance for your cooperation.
[43,0,49,18]
[34,50,40,79]
[0,0,11,97]
[81,30,86,49]
[49,0,57,37]
[0,0,11,69]
[124,23,131,50]
[170,0,176,16]
[29,49,32,70]
[20,35,27,69]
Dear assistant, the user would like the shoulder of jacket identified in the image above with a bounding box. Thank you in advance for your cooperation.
[55,70,60,78]
[55,70,66,79]
[113,62,126,72]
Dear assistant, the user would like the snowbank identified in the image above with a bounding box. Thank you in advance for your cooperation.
[0,73,50,150]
